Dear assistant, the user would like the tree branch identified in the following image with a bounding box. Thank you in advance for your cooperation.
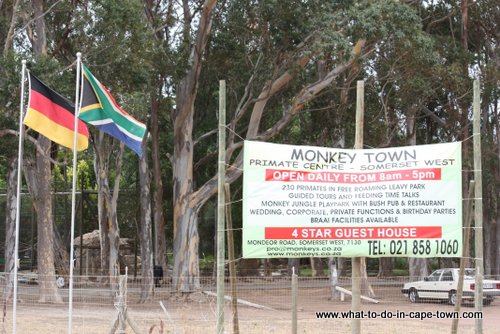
[175,0,217,123]
[419,104,447,127]
[253,40,369,143]
[3,0,21,55]
[0,129,67,166]
[111,142,125,205]
[192,39,370,208]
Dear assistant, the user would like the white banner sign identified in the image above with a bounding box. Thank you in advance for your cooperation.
[242,141,462,258]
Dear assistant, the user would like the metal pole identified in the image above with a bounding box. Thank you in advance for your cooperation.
[351,80,364,334]
[13,59,27,334]
[68,52,82,334]
[216,80,226,334]
[472,79,483,334]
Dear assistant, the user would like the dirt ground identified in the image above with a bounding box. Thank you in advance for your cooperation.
[2,284,500,334]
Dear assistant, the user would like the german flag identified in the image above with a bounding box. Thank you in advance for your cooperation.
[23,73,89,151]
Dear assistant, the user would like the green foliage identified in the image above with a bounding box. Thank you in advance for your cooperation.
[199,254,215,273]
[72,0,156,86]
[51,159,96,193]
[0,53,26,161]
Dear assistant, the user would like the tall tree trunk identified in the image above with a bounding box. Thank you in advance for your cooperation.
[94,136,111,279]
[172,91,199,291]
[24,136,62,303]
[151,90,167,277]
[170,8,363,291]
[32,0,46,56]
[459,0,474,272]
[3,157,18,301]
[171,0,217,292]
[172,206,200,291]
[482,57,498,277]
[53,223,69,276]
[496,108,500,276]
[23,0,61,303]
[407,110,429,279]
[376,78,399,279]
[377,258,394,278]
[138,135,154,302]
[3,0,21,55]
[143,0,170,280]
[93,135,124,290]
[496,216,500,276]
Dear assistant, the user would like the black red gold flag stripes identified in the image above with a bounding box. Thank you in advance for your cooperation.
[23,73,89,151]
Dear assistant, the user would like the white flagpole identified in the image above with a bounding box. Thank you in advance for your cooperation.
[12,60,27,334]
[68,52,82,334]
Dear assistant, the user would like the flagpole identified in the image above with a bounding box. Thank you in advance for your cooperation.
[68,52,82,334]
[12,60,27,334]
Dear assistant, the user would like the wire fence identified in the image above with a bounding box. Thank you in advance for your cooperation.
[0,272,499,333]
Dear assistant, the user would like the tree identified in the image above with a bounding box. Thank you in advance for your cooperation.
[1,0,23,303]
[138,134,154,302]
[143,0,172,280]
[21,0,63,303]
[150,83,168,278]
[3,157,18,301]
[93,135,124,288]
[67,0,158,288]
[24,137,62,303]
[168,0,435,290]
[171,0,218,291]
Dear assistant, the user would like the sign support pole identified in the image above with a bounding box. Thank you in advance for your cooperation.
[216,80,226,334]
[351,80,364,334]
[451,180,474,334]
[291,267,298,334]
[472,79,483,334]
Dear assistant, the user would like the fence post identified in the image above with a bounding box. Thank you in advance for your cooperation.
[291,267,298,334]
[109,268,141,334]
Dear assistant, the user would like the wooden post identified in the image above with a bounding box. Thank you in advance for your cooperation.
[291,267,298,334]
[351,257,361,334]
[109,268,141,334]
[451,180,474,334]
[216,80,227,334]
[224,183,239,334]
[351,80,364,334]
[472,79,483,334]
